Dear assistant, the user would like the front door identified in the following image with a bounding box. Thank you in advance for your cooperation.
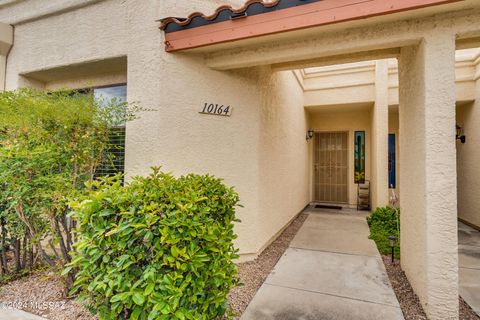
[314,132,349,203]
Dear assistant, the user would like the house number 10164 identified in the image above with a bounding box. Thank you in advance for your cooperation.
[199,103,232,117]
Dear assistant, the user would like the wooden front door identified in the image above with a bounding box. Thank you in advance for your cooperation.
[314,132,349,203]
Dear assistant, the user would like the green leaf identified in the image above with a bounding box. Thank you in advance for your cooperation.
[110,292,130,303]
[62,167,240,319]
[148,310,159,320]
[171,246,179,258]
[132,292,145,306]
[131,307,142,320]
[175,310,185,320]
[105,228,120,237]
[145,283,155,296]
[144,231,153,241]
[61,265,73,276]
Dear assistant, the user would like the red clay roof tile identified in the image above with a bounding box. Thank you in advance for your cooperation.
[160,0,320,33]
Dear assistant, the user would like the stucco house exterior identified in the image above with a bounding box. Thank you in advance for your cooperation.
[0,0,480,318]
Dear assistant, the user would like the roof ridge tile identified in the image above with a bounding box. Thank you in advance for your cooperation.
[160,0,314,32]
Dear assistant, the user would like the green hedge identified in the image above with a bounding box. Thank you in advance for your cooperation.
[66,168,240,320]
[0,88,134,284]
[366,207,400,259]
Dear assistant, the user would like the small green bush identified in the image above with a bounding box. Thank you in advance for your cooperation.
[366,207,400,259]
[66,168,240,320]
[0,88,136,282]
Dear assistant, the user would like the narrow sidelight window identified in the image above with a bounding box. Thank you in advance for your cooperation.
[354,131,366,184]
[388,133,396,189]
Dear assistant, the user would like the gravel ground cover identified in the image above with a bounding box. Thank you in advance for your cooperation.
[1,212,476,320]
[382,255,480,320]
[0,268,96,320]
[461,298,480,320]
[5,211,475,320]
[0,213,308,320]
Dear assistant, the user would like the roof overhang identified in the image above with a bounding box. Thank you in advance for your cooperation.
[160,0,463,52]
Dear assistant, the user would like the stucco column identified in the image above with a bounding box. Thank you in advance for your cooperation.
[0,22,13,91]
[398,32,458,319]
[371,60,389,209]
[0,55,6,91]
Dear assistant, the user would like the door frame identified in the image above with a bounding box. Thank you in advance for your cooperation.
[313,130,350,204]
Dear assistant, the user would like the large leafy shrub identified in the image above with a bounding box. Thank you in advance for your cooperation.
[0,88,137,283]
[366,207,400,259]
[67,168,240,320]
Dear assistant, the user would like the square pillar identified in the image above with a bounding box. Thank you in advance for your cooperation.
[0,22,13,91]
[0,55,6,91]
[371,60,390,208]
[398,32,458,319]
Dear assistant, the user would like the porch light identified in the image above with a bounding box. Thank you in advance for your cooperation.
[306,128,314,141]
[456,125,466,144]
[388,235,397,263]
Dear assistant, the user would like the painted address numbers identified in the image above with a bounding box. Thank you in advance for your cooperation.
[199,103,232,117]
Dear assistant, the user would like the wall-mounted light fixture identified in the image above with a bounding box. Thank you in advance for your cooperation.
[306,128,314,141]
[456,125,466,144]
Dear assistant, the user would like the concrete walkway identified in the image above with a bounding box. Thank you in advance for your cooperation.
[0,309,45,320]
[241,207,404,320]
[459,221,480,316]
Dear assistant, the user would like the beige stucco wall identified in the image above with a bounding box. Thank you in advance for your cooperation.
[3,1,480,317]
[2,0,312,260]
[371,60,389,209]
[0,54,6,91]
[0,22,12,91]
[4,0,129,89]
[309,108,372,207]
[130,54,264,258]
[304,57,477,108]
[45,72,127,91]
[303,62,375,107]
[256,68,311,257]
[399,33,458,319]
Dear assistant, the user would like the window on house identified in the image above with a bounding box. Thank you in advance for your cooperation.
[354,131,366,184]
[388,133,396,189]
[92,84,127,178]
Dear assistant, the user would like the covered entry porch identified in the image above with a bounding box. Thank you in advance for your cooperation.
[160,0,480,318]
